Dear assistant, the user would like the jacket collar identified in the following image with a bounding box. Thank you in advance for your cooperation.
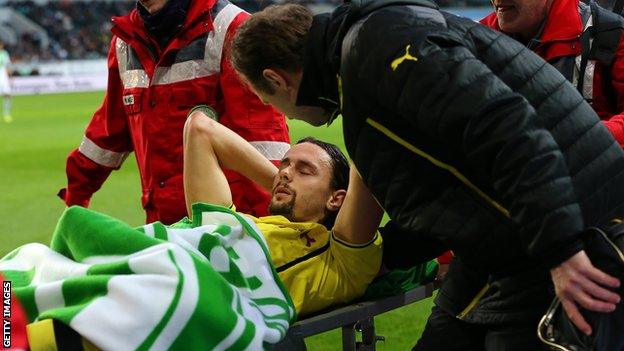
[112,0,214,51]
[541,0,583,43]
[137,0,191,46]
[297,0,439,123]
[295,11,343,121]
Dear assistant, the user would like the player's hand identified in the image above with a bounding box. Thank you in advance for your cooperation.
[550,250,621,335]
[436,263,449,281]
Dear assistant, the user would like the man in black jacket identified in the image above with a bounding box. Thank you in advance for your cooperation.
[230,1,624,349]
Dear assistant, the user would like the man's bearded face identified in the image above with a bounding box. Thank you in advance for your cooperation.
[269,182,296,218]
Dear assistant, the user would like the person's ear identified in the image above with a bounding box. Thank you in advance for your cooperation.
[262,69,288,92]
[326,189,347,211]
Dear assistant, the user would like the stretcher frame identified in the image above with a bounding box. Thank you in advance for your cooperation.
[272,281,439,351]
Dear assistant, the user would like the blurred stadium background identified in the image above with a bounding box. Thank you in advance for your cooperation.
[1,0,610,349]
[0,0,493,80]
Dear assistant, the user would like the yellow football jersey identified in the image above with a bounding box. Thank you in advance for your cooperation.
[247,215,383,316]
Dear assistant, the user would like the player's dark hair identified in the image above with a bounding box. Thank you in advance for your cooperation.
[230,4,312,94]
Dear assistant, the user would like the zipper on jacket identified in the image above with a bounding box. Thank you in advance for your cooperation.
[134,34,160,63]
[456,283,491,320]
[365,118,511,218]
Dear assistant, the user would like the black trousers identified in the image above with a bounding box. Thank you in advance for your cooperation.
[413,305,546,351]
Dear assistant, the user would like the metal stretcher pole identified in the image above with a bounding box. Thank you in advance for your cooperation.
[357,317,377,351]
[342,323,357,351]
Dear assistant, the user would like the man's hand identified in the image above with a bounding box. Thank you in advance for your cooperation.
[550,250,621,335]
[436,264,449,281]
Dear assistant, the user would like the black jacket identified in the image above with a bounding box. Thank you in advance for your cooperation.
[297,0,624,318]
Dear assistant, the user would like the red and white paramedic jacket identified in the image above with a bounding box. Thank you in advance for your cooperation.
[59,0,290,224]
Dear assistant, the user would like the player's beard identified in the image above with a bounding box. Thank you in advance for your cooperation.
[268,190,296,219]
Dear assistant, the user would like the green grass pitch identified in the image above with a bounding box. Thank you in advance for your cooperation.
[0,91,433,350]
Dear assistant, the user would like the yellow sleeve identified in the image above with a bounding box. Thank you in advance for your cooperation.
[329,231,383,296]
[281,232,382,316]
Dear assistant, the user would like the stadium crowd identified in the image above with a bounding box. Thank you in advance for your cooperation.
[6,1,133,62]
[2,0,498,63]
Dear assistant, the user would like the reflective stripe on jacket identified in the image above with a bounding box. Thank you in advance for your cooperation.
[60,0,290,223]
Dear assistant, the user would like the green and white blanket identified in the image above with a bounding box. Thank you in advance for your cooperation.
[0,203,296,350]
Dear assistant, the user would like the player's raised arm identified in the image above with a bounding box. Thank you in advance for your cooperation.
[332,165,383,245]
[183,110,278,218]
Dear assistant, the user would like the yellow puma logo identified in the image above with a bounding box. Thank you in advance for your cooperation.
[391,45,418,71]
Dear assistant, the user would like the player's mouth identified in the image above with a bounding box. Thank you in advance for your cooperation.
[273,185,292,196]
